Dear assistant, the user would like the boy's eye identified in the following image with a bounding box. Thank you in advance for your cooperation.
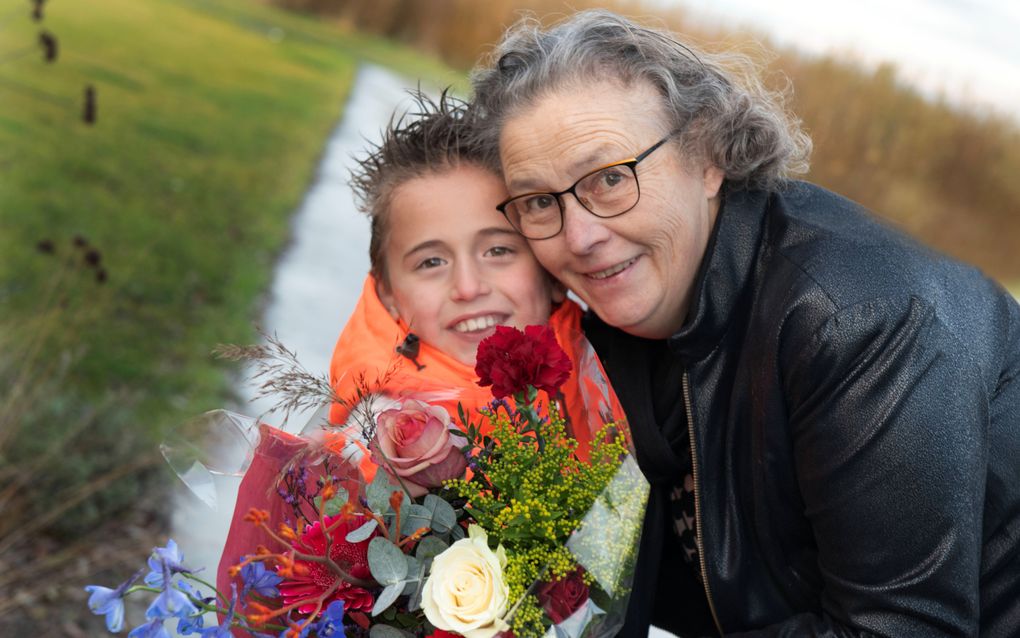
[415,256,445,270]
[485,246,514,257]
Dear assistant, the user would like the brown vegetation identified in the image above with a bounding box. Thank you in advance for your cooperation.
[274,0,1020,286]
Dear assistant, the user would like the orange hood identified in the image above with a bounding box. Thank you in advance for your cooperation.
[328,275,627,457]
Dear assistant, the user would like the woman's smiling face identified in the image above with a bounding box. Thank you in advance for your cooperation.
[378,163,558,365]
[499,79,724,339]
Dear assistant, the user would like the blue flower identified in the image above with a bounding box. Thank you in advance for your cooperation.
[145,539,188,588]
[240,561,283,599]
[315,600,346,637]
[198,622,232,637]
[176,612,205,636]
[128,619,171,638]
[145,565,199,621]
[85,585,127,633]
[198,583,237,638]
[85,568,143,632]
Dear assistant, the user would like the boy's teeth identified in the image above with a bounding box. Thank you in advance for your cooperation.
[589,258,635,280]
[454,315,500,333]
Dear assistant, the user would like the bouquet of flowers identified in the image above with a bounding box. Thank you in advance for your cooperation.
[85,325,649,637]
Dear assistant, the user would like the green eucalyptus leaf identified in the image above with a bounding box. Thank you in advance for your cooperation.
[367,470,398,515]
[372,582,404,617]
[401,503,432,537]
[422,494,457,534]
[369,622,413,637]
[406,558,428,611]
[401,555,421,596]
[368,537,408,585]
[313,486,348,517]
[345,519,378,543]
[415,535,448,564]
[395,612,419,627]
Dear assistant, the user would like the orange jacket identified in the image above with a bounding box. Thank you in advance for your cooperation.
[328,275,627,462]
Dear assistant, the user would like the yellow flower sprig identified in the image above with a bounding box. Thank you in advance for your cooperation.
[446,395,632,634]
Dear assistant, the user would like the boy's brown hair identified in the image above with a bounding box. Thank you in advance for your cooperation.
[350,90,500,285]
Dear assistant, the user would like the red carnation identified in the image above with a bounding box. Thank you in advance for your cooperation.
[475,325,572,399]
[427,630,462,638]
[278,515,377,614]
[536,567,590,624]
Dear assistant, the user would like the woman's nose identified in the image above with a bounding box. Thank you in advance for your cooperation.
[561,194,611,255]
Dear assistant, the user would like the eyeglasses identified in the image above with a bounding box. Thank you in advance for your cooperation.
[497,133,675,240]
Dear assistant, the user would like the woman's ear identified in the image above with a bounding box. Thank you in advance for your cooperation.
[375,279,401,321]
[703,164,725,199]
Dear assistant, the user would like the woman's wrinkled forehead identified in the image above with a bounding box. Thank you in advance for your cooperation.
[497,79,673,191]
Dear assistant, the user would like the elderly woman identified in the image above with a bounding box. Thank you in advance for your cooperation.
[472,10,1020,637]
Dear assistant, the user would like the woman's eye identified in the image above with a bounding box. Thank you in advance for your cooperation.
[525,194,556,212]
[415,256,445,270]
[597,168,626,189]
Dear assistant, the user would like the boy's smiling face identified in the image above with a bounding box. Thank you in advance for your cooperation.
[378,163,560,366]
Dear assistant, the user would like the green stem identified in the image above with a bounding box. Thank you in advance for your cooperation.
[124,582,289,632]
[184,572,229,606]
[515,388,545,453]
[124,585,162,595]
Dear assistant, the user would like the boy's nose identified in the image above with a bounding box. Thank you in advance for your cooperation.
[450,260,490,301]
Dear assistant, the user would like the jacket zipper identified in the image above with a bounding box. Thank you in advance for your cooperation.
[683,371,724,636]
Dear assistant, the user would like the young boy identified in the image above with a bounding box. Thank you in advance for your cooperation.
[329,90,563,425]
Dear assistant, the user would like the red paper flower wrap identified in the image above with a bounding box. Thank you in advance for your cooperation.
[474,325,572,399]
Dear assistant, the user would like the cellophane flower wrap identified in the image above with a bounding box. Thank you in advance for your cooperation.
[85,327,649,637]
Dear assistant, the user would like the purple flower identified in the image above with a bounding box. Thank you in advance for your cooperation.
[128,619,171,638]
[240,561,283,599]
[84,568,143,632]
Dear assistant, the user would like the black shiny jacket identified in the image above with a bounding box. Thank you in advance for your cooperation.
[588,182,1020,637]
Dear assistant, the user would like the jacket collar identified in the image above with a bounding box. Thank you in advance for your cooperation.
[667,185,770,361]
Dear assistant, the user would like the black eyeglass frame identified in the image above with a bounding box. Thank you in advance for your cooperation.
[496,133,676,240]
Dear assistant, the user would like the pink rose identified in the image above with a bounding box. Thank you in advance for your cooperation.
[372,400,468,496]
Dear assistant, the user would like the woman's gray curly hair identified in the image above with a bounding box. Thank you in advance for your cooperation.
[471,10,811,191]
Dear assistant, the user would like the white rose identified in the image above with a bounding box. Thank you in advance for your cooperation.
[421,525,510,638]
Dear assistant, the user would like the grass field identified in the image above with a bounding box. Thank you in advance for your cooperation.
[0,0,455,545]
